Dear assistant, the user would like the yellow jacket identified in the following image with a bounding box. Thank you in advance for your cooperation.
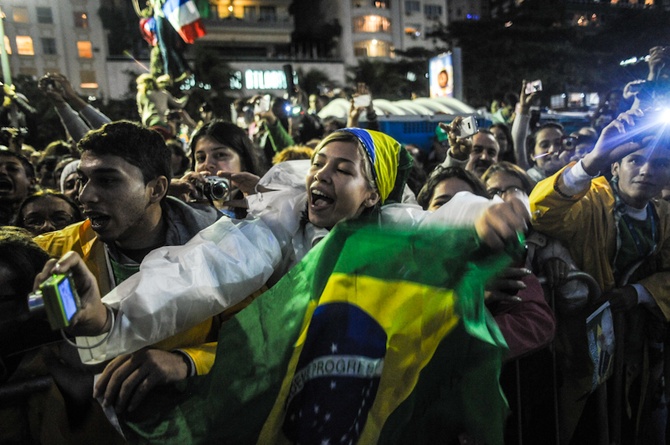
[35,220,217,375]
[530,164,670,320]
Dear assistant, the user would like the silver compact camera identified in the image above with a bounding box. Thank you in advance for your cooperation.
[197,176,231,201]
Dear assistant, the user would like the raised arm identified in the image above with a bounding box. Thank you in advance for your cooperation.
[511,80,540,171]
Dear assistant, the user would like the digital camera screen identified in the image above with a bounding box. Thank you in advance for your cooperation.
[58,278,78,320]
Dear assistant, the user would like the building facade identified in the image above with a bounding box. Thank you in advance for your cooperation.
[200,0,294,59]
[1,0,110,98]
[324,0,449,67]
[3,0,666,102]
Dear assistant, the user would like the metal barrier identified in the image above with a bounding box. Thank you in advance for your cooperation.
[518,271,606,445]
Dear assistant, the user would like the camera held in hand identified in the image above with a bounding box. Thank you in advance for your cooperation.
[627,107,670,143]
[196,176,231,202]
[28,273,81,330]
[43,78,57,91]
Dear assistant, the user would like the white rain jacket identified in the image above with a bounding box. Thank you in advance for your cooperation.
[77,160,497,363]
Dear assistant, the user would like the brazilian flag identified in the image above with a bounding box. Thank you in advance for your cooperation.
[122,223,516,444]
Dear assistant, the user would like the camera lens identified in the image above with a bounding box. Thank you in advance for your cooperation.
[204,176,230,201]
[210,182,227,200]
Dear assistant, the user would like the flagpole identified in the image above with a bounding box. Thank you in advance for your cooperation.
[0,7,12,86]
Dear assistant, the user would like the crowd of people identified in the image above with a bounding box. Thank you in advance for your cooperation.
[0,45,669,444]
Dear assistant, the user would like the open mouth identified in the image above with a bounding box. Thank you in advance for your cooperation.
[0,178,13,194]
[84,211,111,231]
[310,189,334,210]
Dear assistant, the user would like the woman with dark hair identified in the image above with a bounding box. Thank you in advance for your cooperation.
[480,161,536,196]
[171,120,266,218]
[416,165,488,210]
[523,122,572,183]
[16,191,83,236]
[190,120,264,178]
[489,123,516,164]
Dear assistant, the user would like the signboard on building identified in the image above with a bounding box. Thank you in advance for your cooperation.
[429,53,454,98]
[230,69,288,91]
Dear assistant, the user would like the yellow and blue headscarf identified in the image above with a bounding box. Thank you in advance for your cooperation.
[339,128,413,205]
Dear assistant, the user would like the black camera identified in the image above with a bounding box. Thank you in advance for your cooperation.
[43,78,56,90]
[196,176,231,202]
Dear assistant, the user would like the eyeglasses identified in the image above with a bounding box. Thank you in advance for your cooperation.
[487,185,524,198]
[23,212,75,229]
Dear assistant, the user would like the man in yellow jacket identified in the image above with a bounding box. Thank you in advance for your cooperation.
[530,109,670,443]
[35,121,220,414]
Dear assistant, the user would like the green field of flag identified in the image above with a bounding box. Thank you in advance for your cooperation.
[122,222,516,444]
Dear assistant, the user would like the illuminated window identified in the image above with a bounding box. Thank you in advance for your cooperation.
[36,7,53,24]
[74,11,89,29]
[80,70,98,89]
[13,7,29,23]
[77,41,93,58]
[354,39,391,58]
[353,15,391,33]
[3,36,11,55]
[16,36,34,55]
[353,0,389,8]
[41,38,57,55]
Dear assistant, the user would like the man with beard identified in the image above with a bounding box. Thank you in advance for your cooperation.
[33,121,220,430]
[439,126,501,178]
[0,148,35,225]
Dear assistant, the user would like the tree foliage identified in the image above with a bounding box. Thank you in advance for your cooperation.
[98,3,139,56]
[349,58,430,100]
[432,1,670,108]
[298,69,339,96]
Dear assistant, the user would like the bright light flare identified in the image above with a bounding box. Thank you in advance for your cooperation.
[657,108,670,124]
